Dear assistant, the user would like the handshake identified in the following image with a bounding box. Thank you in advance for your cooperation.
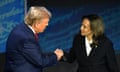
[54,48,64,61]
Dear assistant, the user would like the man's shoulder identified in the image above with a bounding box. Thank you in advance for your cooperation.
[9,23,30,38]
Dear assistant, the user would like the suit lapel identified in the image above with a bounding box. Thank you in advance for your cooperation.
[89,47,96,56]
[80,36,87,56]
[81,36,98,57]
[23,23,39,43]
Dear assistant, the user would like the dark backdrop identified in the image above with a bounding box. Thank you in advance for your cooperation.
[1,53,120,72]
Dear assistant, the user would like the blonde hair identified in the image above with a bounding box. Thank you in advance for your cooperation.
[24,6,52,26]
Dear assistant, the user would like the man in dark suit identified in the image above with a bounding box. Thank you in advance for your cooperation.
[4,6,63,72]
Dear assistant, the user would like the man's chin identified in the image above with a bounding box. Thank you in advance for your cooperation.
[40,30,45,33]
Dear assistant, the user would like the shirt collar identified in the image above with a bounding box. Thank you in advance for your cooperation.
[28,25,36,34]
[85,37,93,44]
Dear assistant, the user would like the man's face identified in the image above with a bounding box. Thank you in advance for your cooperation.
[35,18,49,33]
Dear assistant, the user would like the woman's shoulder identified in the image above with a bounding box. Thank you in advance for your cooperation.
[74,33,84,39]
[73,33,85,42]
[98,34,113,45]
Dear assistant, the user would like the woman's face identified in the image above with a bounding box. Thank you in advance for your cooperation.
[80,18,93,37]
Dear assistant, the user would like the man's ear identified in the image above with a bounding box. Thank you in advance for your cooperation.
[34,20,39,28]
[32,23,37,28]
[35,23,38,28]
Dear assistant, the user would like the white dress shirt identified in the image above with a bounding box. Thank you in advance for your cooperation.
[85,37,93,56]
[28,25,36,34]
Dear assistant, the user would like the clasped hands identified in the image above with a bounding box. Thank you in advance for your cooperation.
[54,48,64,61]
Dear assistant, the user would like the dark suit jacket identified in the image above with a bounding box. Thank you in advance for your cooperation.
[4,23,58,72]
[64,33,119,72]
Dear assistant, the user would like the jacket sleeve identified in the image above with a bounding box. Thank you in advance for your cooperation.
[62,36,77,63]
[105,40,119,72]
[18,40,58,67]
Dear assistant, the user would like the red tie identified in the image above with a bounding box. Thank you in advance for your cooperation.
[34,33,38,41]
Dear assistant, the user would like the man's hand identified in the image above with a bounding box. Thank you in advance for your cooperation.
[54,48,64,61]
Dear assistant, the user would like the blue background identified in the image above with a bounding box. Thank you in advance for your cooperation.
[0,0,24,53]
[39,3,120,53]
[0,0,120,54]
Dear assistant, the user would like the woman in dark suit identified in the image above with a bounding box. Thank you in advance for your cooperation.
[63,14,119,72]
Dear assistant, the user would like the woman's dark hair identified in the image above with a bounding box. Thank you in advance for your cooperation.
[82,14,105,48]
